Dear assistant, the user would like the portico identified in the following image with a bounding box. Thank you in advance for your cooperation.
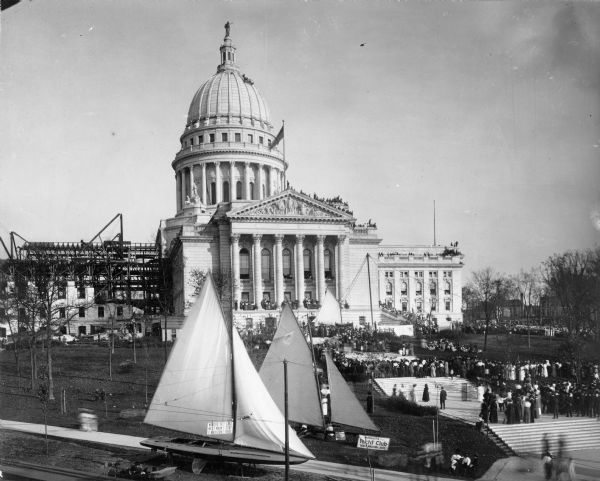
[227,190,353,312]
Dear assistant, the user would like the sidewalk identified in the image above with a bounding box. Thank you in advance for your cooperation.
[2,418,599,481]
[480,452,600,481]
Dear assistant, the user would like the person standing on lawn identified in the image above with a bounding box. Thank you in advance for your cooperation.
[422,383,430,402]
[440,387,447,409]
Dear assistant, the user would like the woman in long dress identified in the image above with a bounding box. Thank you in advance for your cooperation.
[422,384,430,402]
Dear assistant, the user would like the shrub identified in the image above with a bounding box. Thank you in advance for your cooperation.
[379,397,438,416]
[117,360,135,374]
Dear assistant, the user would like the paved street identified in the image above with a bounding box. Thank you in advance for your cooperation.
[2,418,600,480]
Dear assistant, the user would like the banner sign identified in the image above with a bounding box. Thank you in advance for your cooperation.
[357,435,390,451]
[207,421,233,435]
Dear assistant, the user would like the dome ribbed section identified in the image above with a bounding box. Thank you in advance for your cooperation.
[187,70,271,127]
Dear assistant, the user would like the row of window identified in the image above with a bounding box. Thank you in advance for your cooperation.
[58,305,124,319]
[385,280,452,296]
[239,248,333,280]
[185,132,271,148]
[387,271,453,279]
[386,299,452,313]
[241,291,314,304]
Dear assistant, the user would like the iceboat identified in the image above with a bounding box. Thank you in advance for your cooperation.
[141,275,314,466]
[259,302,379,433]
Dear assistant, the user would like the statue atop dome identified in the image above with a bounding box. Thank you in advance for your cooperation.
[224,21,231,38]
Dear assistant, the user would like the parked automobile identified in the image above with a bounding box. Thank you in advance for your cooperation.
[52,334,79,344]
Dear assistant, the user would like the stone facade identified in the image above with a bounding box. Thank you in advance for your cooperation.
[160,26,464,331]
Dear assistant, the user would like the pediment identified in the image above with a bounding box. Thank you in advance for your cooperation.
[228,190,354,223]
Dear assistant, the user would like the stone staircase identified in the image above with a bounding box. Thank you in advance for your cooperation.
[488,418,600,455]
[374,376,481,422]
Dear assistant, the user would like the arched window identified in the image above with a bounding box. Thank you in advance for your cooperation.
[385,281,393,296]
[430,298,437,312]
[282,248,292,278]
[210,182,216,204]
[249,182,255,200]
[429,281,437,296]
[261,248,271,280]
[236,181,242,200]
[223,181,230,202]
[415,281,422,296]
[239,249,250,279]
[400,281,408,296]
[324,249,332,278]
[303,249,312,279]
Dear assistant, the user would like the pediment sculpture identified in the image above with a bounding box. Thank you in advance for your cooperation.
[251,196,329,217]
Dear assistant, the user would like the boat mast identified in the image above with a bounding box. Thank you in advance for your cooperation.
[306,315,326,429]
[228,276,238,439]
[284,359,290,481]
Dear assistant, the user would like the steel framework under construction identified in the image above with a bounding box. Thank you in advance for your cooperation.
[0,214,171,315]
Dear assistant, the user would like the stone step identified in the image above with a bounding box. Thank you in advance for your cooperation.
[488,418,600,454]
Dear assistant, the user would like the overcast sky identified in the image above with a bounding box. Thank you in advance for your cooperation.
[1,1,599,278]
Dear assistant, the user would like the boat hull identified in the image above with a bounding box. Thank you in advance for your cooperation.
[140,436,312,465]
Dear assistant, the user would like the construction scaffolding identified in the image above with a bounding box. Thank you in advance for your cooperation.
[0,214,171,315]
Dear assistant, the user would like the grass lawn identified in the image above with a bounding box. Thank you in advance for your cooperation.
[0,342,505,478]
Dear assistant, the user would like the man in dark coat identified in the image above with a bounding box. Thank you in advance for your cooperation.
[440,387,447,409]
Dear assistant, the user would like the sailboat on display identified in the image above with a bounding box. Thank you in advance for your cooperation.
[259,301,379,433]
[141,275,314,467]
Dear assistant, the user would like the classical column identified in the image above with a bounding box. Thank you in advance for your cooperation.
[230,161,236,201]
[268,166,274,196]
[188,166,194,201]
[253,234,263,307]
[231,234,241,308]
[201,163,206,204]
[180,169,186,208]
[316,235,326,302]
[337,235,347,302]
[258,165,264,200]
[424,272,432,314]
[295,235,305,303]
[176,171,181,212]
[274,234,284,306]
[215,162,222,203]
[244,162,251,200]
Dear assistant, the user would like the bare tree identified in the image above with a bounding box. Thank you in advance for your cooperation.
[1,256,92,399]
[542,248,600,339]
[511,268,545,348]
[467,267,512,352]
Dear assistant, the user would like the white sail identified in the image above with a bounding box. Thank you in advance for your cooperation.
[325,351,379,432]
[259,304,324,428]
[314,290,342,325]
[232,328,314,458]
[145,275,313,459]
[144,277,234,440]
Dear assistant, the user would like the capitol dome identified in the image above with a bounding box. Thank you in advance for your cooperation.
[186,29,271,129]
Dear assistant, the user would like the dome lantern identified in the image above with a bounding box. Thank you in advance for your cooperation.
[218,21,238,73]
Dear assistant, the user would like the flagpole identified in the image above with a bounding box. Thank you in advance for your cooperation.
[282,120,286,189]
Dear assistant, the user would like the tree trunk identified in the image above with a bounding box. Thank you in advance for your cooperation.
[46,334,55,401]
[483,317,490,351]
[11,340,21,380]
[29,343,37,391]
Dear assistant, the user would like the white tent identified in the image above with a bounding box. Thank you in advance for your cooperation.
[313,290,342,325]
